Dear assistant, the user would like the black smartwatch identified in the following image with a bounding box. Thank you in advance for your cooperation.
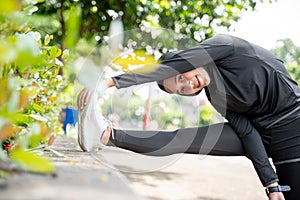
[265,185,291,196]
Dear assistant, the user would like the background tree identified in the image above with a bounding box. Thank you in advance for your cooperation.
[33,0,259,49]
[271,38,300,85]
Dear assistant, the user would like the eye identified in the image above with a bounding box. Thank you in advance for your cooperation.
[180,87,185,94]
[178,75,183,82]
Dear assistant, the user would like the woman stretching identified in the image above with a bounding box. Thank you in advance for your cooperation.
[77,34,300,200]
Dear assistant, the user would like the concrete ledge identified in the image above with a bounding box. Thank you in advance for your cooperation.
[0,137,138,200]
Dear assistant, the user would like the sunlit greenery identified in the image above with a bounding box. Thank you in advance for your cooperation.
[0,0,70,175]
[271,38,300,85]
[33,0,259,48]
[102,92,196,129]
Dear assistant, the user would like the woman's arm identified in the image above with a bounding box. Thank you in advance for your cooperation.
[226,112,279,186]
[226,112,286,200]
[112,34,234,89]
[226,113,284,200]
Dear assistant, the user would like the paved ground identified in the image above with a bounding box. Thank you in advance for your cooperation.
[126,155,267,200]
[0,137,268,200]
[0,137,139,200]
[100,146,268,200]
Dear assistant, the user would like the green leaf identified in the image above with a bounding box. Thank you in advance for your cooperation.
[14,113,32,125]
[49,46,61,59]
[0,0,19,13]
[29,114,47,122]
[28,122,44,148]
[64,6,81,49]
[10,148,54,174]
[0,108,31,125]
[23,5,38,15]
[32,103,45,113]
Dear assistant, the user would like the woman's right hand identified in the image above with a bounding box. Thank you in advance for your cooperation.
[77,88,92,110]
[268,192,285,200]
[77,78,115,110]
[106,77,116,88]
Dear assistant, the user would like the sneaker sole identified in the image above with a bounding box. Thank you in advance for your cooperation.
[78,106,88,152]
[78,99,106,152]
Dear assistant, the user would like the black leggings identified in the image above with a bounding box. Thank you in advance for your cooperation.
[112,123,245,156]
[110,122,299,199]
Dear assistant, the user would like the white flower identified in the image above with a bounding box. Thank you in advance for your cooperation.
[34,73,39,79]
[15,32,41,56]
[55,58,63,66]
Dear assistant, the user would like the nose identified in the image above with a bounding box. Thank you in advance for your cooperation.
[180,80,194,93]
[180,77,191,87]
[189,80,194,88]
[183,78,194,89]
[178,76,194,92]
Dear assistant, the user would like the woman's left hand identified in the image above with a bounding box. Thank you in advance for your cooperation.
[268,192,285,200]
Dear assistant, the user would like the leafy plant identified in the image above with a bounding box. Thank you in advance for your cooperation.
[33,0,263,48]
[0,0,71,175]
[271,38,300,85]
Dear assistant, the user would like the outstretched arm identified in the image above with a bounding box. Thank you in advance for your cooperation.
[226,112,284,200]
[112,34,234,89]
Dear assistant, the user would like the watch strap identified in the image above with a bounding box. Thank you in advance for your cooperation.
[265,185,291,196]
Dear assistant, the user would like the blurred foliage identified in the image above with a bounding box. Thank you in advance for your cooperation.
[101,90,197,129]
[0,0,75,175]
[198,105,215,126]
[33,0,261,48]
[271,38,300,85]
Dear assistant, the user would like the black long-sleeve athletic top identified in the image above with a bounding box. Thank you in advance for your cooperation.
[112,34,300,186]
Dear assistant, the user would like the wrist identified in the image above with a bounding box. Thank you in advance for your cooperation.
[106,78,116,88]
[266,182,279,188]
[265,184,291,197]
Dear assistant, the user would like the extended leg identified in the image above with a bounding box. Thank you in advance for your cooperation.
[109,122,245,156]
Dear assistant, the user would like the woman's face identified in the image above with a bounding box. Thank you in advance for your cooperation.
[163,67,210,95]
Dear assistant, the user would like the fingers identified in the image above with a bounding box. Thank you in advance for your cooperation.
[77,88,92,110]
[77,89,84,109]
[79,89,90,110]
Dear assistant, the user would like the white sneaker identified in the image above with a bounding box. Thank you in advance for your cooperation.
[77,92,111,152]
